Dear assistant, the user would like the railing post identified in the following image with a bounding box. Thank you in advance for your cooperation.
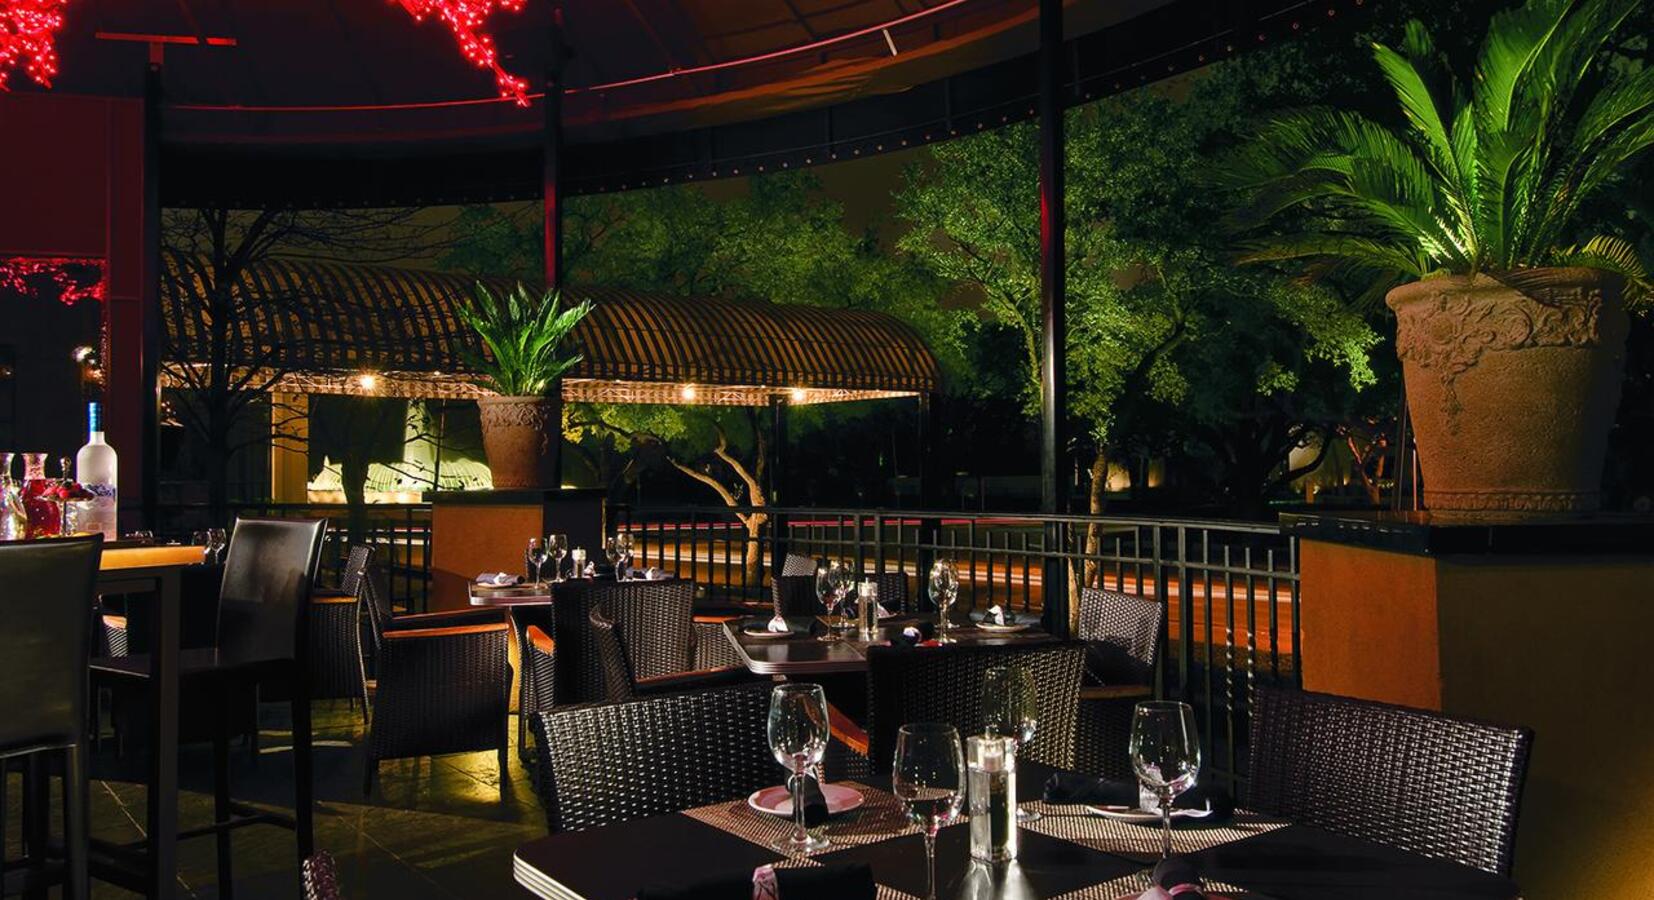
[1176,526,1192,701]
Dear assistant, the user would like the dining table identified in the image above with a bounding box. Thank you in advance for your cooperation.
[512,759,1521,900]
[90,543,205,900]
[721,615,1057,676]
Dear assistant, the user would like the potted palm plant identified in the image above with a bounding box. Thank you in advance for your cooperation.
[1227,0,1652,514]
[457,283,593,490]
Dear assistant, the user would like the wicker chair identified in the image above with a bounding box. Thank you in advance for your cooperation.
[301,851,341,900]
[530,682,779,832]
[779,552,818,576]
[1072,587,1163,778]
[587,604,753,703]
[1246,687,1533,876]
[771,573,822,617]
[360,570,514,797]
[863,571,911,613]
[307,544,375,715]
[845,641,1086,775]
[543,579,720,705]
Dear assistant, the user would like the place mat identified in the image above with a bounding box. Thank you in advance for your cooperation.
[1019,804,1288,858]
[1053,870,1250,899]
[682,781,917,858]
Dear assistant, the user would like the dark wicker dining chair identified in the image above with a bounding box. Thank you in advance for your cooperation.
[529,681,778,832]
[360,570,514,797]
[301,850,341,900]
[851,641,1086,775]
[1246,687,1533,876]
[307,543,376,717]
[779,552,818,576]
[1072,587,1163,778]
[587,604,753,703]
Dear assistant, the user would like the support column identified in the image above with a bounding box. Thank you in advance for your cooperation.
[270,392,309,503]
[140,54,163,528]
[1037,0,1070,635]
[767,396,789,573]
[544,4,568,488]
[917,392,944,611]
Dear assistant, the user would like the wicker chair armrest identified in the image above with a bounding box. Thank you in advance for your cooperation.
[525,624,555,656]
[633,665,754,695]
[691,619,745,670]
[828,702,869,757]
[102,614,128,630]
[1079,684,1153,701]
[382,621,510,642]
[691,614,742,624]
[311,588,354,603]
[385,609,506,631]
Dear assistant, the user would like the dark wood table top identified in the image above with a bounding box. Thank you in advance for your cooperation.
[721,615,1056,676]
[514,762,1520,900]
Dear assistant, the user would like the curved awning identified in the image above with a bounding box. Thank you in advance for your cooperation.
[159,254,939,405]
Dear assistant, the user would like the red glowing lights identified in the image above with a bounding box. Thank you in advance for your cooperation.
[395,0,530,106]
[0,0,69,90]
[0,256,106,304]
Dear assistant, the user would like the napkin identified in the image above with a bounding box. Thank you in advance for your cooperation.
[887,622,936,648]
[797,772,829,828]
[983,604,1012,625]
[474,572,522,586]
[634,863,876,900]
[1041,771,1234,821]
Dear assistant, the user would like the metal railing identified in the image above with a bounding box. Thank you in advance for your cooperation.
[613,503,1302,786]
[152,502,433,612]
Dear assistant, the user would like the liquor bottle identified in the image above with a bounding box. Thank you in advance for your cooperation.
[75,402,118,540]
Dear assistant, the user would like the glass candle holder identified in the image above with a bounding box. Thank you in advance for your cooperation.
[967,734,1017,863]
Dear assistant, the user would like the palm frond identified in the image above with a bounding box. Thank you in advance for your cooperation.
[1555,234,1653,304]
[454,283,593,396]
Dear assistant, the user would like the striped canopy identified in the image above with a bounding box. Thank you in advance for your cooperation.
[159,254,939,405]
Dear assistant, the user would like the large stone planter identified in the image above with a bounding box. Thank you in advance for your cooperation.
[1387,268,1628,515]
[477,395,561,490]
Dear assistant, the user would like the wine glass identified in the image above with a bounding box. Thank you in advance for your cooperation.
[547,534,568,582]
[191,530,211,564]
[604,535,625,581]
[982,665,1041,822]
[894,723,965,900]
[526,537,549,584]
[617,532,635,579]
[207,528,227,563]
[814,565,841,641]
[929,559,960,642]
[1129,701,1201,860]
[828,561,855,629]
[767,684,831,854]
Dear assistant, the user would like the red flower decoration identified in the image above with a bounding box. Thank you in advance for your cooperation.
[0,0,70,91]
[395,0,531,106]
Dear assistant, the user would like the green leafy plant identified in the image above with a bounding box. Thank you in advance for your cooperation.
[1225,0,1654,299]
[456,282,593,396]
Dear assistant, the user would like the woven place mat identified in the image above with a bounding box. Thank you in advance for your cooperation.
[683,781,917,858]
[1053,871,1250,900]
[1019,803,1288,858]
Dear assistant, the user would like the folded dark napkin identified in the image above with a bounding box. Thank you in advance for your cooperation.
[797,772,829,828]
[634,863,876,900]
[1041,771,1235,821]
[1152,856,1203,892]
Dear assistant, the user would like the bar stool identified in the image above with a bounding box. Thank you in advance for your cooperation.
[0,535,103,900]
[92,518,326,898]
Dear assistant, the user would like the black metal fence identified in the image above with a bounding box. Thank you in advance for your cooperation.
[612,503,1302,786]
[152,502,432,612]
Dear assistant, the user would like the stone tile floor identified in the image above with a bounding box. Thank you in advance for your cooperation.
[3,702,542,899]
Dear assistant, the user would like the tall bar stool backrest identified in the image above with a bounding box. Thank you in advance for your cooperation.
[0,535,103,753]
[214,517,327,666]
[1247,686,1533,876]
[865,640,1086,774]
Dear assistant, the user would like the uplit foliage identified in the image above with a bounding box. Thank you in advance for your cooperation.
[454,282,592,397]
[1226,0,1654,299]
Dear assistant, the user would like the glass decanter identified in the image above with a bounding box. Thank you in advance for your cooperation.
[22,452,61,538]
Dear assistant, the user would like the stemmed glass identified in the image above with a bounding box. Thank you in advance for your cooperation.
[814,565,841,641]
[1129,701,1201,860]
[206,528,227,564]
[618,532,635,578]
[526,538,549,584]
[894,723,965,900]
[767,683,832,854]
[828,561,854,629]
[547,534,568,582]
[929,559,960,643]
[191,531,211,564]
[604,535,625,581]
[982,665,1041,822]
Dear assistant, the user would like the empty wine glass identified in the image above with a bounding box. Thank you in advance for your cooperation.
[814,565,841,641]
[828,561,855,629]
[767,683,831,854]
[983,665,1041,822]
[526,537,549,584]
[191,530,211,564]
[929,559,960,642]
[1129,701,1201,860]
[617,532,635,579]
[206,528,227,563]
[894,723,965,900]
[548,534,568,582]
[604,535,625,581]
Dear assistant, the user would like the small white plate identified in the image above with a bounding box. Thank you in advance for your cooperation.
[741,627,794,639]
[1085,805,1213,824]
[748,783,866,818]
[975,621,1030,633]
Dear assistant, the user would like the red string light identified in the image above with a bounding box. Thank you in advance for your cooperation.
[0,0,69,90]
[395,0,530,106]
[0,256,106,304]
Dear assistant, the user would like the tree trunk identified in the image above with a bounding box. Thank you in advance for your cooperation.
[741,510,768,587]
[1081,450,1109,590]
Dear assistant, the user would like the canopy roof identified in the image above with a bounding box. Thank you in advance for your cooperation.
[23,0,1353,205]
[159,254,939,405]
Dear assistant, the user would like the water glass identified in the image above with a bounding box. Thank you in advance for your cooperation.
[814,565,841,640]
[1129,701,1201,859]
[929,559,960,640]
[526,538,549,584]
[604,535,625,580]
[894,723,965,900]
[767,684,831,854]
[983,665,1041,822]
[547,534,568,581]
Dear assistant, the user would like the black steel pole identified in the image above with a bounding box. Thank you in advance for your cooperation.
[767,396,789,573]
[1037,0,1070,635]
[141,54,163,530]
[545,5,567,488]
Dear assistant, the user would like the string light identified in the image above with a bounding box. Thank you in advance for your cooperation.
[0,256,105,304]
[395,0,530,106]
[0,0,69,91]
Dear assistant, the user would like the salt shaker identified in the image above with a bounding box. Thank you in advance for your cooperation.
[967,735,1017,863]
[856,581,880,639]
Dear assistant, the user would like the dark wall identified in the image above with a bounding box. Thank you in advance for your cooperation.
[0,290,101,462]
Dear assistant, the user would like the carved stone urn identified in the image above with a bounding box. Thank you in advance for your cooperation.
[1387,268,1628,515]
[477,395,561,490]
